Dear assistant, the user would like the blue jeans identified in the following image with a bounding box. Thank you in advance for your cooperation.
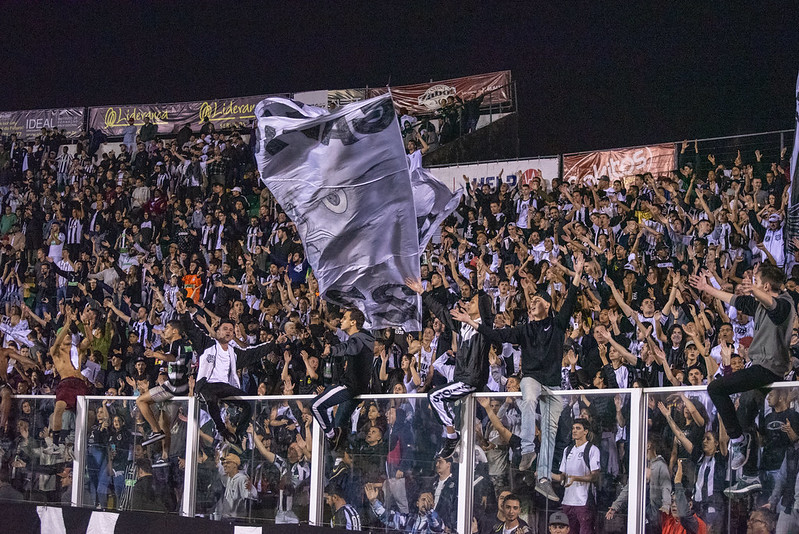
[519,377,564,479]
[86,446,111,507]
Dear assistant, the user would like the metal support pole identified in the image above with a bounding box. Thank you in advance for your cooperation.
[71,395,88,507]
[626,387,647,533]
[456,396,476,534]
[181,397,199,517]
[308,418,326,526]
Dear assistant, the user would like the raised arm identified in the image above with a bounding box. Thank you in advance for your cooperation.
[605,274,635,318]
[658,402,694,454]
[689,271,734,304]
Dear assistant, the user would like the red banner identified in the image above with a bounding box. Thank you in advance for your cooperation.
[367,71,512,116]
[562,143,676,185]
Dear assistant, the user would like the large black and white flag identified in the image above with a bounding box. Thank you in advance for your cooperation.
[412,167,463,252]
[253,95,423,331]
[787,70,799,253]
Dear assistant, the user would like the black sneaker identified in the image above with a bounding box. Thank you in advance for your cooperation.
[142,431,165,447]
[437,434,461,459]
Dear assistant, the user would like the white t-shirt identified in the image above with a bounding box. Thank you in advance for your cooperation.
[208,345,233,384]
[48,233,65,262]
[559,441,600,506]
[419,346,434,382]
[407,150,423,172]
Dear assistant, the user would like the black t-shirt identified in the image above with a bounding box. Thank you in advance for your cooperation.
[762,409,799,471]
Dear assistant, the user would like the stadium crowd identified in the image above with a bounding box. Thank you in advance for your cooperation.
[0,117,796,534]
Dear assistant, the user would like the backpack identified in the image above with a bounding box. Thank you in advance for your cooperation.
[563,441,598,507]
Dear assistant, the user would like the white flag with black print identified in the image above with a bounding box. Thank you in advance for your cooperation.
[253,95,423,331]
[411,167,463,252]
[788,69,799,253]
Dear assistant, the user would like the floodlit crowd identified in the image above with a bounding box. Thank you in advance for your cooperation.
[0,119,795,534]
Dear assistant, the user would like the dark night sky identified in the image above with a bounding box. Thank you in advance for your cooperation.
[1,2,797,156]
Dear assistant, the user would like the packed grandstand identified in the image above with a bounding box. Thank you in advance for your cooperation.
[0,72,796,534]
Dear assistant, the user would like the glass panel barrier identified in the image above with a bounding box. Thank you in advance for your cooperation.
[643,383,799,534]
[81,396,188,512]
[473,389,634,534]
[321,394,450,532]
[193,395,315,524]
[0,395,68,504]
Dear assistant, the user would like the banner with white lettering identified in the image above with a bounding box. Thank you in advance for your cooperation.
[367,71,512,116]
[0,107,84,140]
[254,95,422,331]
[293,90,330,110]
[562,144,675,186]
[430,157,560,192]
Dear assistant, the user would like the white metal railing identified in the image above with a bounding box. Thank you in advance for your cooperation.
[9,382,794,533]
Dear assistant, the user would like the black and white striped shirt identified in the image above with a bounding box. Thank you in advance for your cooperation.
[246,225,262,253]
[56,152,73,174]
[67,218,83,245]
[332,503,361,531]
[128,318,152,344]
[163,338,193,394]
[201,223,218,250]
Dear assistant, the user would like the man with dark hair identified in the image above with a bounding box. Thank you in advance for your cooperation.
[311,308,375,450]
[456,255,584,501]
[408,277,493,459]
[491,493,530,534]
[326,484,362,531]
[138,316,193,447]
[130,458,167,512]
[193,316,275,444]
[551,418,600,534]
[691,262,796,491]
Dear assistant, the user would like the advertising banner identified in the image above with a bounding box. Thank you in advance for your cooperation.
[0,108,85,139]
[327,88,367,109]
[562,143,676,185]
[293,90,329,109]
[431,157,560,192]
[367,70,512,116]
[88,94,287,136]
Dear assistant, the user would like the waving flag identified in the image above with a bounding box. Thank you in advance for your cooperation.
[411,167,463,252]
[787,70,799,255]
[253,95,422,331]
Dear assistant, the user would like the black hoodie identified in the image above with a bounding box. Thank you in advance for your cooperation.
[424,291,493,388]
[478,284,578,387]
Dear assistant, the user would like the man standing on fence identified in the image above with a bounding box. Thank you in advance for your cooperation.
[453,254,585,501]
[408,278,494,460]
[310,308,375,451]
[691,263,795,492]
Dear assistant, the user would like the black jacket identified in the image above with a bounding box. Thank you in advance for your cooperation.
[424,293,491,388]
[330,329,375,393]
[478,284,578,387]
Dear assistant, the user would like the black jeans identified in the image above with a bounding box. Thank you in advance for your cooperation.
[707,364,780,440]
[197,380,252,437]
[311,384,358,436]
